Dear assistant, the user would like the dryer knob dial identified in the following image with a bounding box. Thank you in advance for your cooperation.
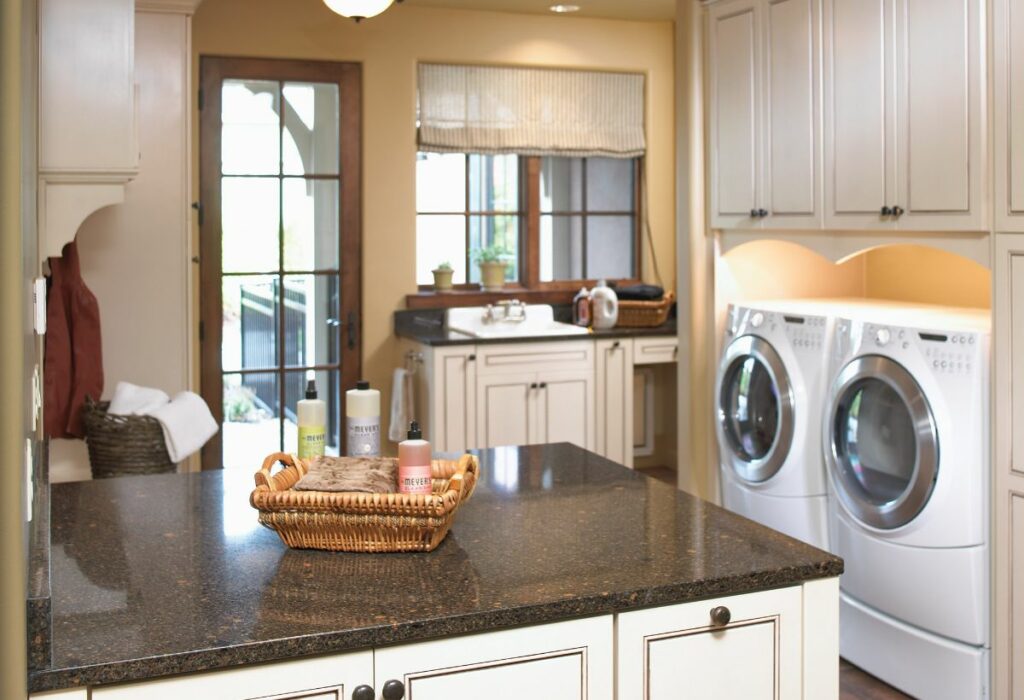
[751,312,765,328]
[875,328,891,346]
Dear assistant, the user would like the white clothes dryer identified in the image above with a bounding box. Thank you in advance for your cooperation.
[716,301,836,550]
[823,308,990,700]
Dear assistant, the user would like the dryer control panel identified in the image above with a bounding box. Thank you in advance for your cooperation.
[866,323,984,377]
[782,313,827,350]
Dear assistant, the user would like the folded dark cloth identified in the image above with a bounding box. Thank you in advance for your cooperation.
[614,283,665,301]
[293,456,398,493]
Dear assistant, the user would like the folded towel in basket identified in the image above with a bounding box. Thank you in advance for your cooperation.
[293,456,398,493]
[107,381,171,416]
[149,391,218,463]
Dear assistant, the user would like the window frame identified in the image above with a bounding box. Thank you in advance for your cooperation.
[414,154,644,300]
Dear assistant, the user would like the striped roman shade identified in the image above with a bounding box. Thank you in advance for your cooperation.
[417,63,646,158]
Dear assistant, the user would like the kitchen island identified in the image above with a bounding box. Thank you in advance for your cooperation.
[31,443,842,698]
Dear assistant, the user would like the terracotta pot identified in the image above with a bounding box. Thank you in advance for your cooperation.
[478,261,507,292]
[432,268,454,292]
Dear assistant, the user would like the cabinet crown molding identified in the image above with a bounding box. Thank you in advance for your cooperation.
[136,0,202,14]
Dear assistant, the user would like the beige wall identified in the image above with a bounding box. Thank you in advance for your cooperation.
[192,0,676,449]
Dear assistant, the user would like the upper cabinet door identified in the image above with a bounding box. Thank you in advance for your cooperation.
[761,0,821,230]
[894,0,985,231]
[708,0,762,229]
[994,0,1024,232]
[824,0,897,230]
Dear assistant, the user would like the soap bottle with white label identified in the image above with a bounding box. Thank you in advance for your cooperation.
[398,421,432,495]
[346,380,381,456]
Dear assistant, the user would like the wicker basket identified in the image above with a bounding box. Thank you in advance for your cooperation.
[81,398,175,479]
[250,452,479,553]
[616,291,675,328]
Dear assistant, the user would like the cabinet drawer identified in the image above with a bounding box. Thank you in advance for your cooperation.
[633,337,678,365]
[617,587,802,699]
[476,341,594,376]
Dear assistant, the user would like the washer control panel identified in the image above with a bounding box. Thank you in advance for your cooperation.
[782,313,826,350]
[865,323,982,376]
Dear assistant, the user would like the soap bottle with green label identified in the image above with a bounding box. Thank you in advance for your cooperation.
[297,379,326,459]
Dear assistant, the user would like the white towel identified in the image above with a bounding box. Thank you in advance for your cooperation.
[388,368,415,442]
[149,391,218,463]
[107,381,170,416]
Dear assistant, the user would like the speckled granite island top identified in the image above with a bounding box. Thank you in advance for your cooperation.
[31,443,842,693]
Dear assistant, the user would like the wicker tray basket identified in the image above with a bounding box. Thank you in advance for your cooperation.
[81,398,175,479]
[250,452,479,552]
[616,291,675,328]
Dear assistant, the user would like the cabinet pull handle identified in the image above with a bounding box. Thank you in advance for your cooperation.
[539,382,548,389]
[612,340,621,349]
[893,205,904,217]
[710,605,732,627]
[382,679,406,700]
[352,685,375,700]
[750,208,759,218]
[881,205,893,216]
[757,208,768,218]
[467,353,476,362]
[530,382,538,389]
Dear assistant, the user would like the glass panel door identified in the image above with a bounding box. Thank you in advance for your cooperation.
[200,59,361,470]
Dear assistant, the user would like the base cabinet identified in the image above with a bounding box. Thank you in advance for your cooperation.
[32,579,838,700]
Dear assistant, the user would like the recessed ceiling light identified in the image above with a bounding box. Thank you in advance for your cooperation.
[550,4,581,13]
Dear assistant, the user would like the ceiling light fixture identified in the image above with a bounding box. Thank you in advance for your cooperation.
[323,0,402,22]
[549,4,581,13]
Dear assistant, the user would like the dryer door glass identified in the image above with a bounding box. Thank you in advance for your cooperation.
[828,356,938,530]
[718,336,794,483]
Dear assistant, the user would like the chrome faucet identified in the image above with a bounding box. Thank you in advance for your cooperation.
[483,299,526,323]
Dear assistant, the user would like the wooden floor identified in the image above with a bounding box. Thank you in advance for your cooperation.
[840,659,912,699]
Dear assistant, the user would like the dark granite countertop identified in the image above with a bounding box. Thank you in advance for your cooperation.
[394,307,677,346]
[31,443,841,693]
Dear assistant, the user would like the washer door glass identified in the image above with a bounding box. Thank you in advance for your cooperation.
[723,356,779,460]
[829,356,938,530]
[718,336,794,483]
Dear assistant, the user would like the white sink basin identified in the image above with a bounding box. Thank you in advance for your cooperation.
[446,303,590,339]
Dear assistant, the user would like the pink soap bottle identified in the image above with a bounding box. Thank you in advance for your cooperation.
[398,421,433,495]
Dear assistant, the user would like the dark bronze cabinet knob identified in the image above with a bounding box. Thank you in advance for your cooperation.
[539,382,548,389]
[893,205,904,217]
[757,208,768,217]
[467,353,476,361]
[352,685,375,700]
[881,205,893,216]
[710,605,732,627]
[382,679,405,700]
[750,208,759,218]
[530,382,538,389]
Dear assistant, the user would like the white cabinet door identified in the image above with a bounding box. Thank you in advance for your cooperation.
[428,345,477,451]
[476,373,533,449]
[761,0,821,229]
[617,587,802,700]
[823,0,896,230]
[595,339,633,466]
[708,0,762,229]
[534,369,595,451]
[994,0,1024,232]
[893,0,984,231]
[91,650,373,700]
[992,236,1024,699]
[373,616,613,700]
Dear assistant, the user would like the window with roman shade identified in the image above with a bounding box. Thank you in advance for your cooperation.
[415,63,647,290]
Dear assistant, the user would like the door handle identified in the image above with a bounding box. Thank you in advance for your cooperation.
[347,311,358,350]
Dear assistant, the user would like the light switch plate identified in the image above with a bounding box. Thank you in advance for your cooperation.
[33,277,46,334]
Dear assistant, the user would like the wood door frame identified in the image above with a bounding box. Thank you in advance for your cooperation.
[198,56,362,469]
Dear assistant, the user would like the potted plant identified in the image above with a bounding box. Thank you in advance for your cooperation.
[474,245,509,292]
[431,261,454,292]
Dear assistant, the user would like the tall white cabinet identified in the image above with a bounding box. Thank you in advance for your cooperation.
[708,0,821,230]
[994,0,1024,232]
[823,0,986,231]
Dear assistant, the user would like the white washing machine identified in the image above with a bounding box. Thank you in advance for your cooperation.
[715,301,836,550]
[823,308,990,700]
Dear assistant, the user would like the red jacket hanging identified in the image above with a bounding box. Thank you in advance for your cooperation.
[44,239,103,439]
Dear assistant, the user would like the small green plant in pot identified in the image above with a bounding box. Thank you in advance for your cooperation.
[474,245,510,292]
[432,260,454,292]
